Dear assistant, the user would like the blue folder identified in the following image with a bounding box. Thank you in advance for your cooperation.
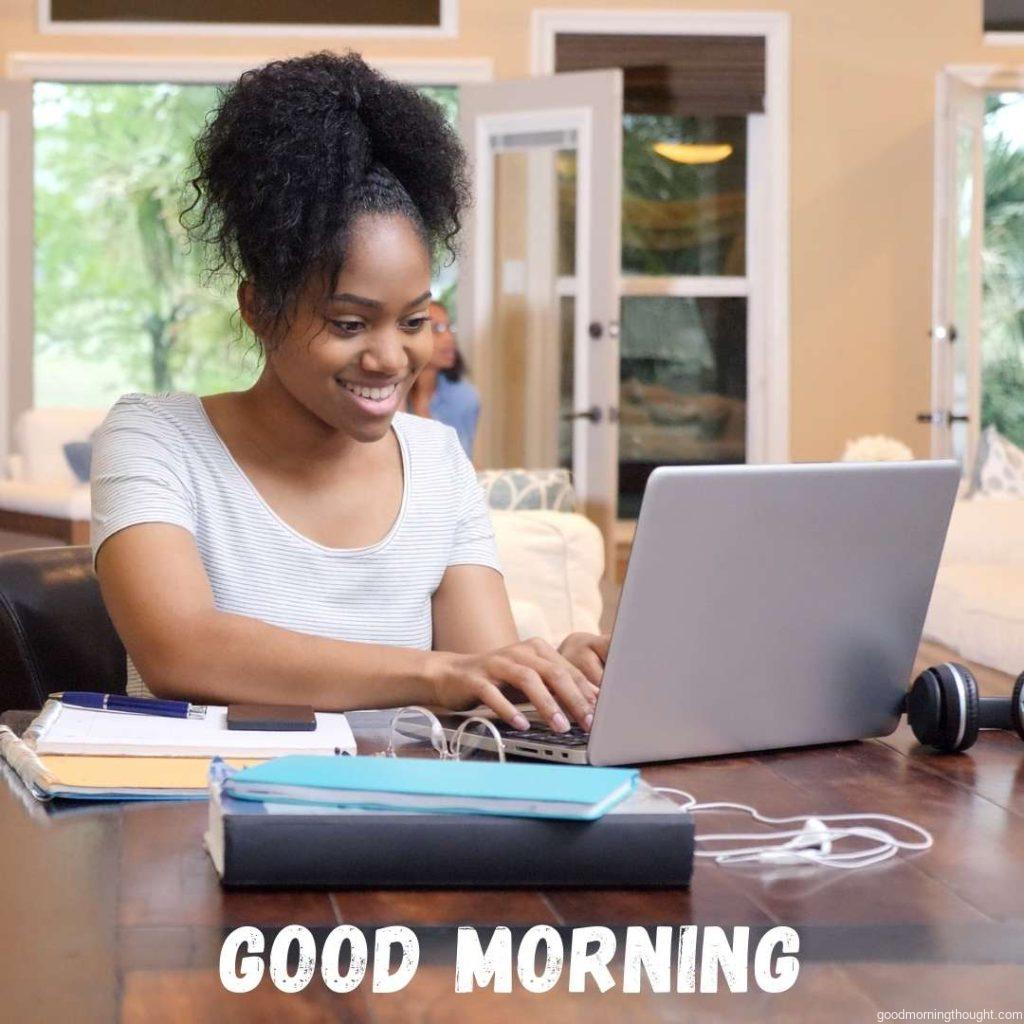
[222,754,639,821]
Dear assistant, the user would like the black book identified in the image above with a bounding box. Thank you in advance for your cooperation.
[205,784,694,889]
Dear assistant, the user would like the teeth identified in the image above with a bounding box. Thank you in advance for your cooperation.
[339,380,398,401]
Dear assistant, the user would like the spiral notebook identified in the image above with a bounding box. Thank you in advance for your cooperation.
[0,725,263,800]
[0,698,356,801]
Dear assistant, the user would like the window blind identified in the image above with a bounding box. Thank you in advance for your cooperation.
[985,0,1024,32]
[555,34,766,116]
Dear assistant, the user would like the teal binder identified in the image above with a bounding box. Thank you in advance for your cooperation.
[223,754,639,820]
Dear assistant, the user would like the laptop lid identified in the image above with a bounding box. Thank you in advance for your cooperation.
[587,460,960,765]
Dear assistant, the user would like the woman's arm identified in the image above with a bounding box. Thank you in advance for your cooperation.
[96,523,443,710]
[96,524,593,730]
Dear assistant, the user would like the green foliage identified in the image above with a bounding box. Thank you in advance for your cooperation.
[34,82,258,407]
[983,95,1024,449]
[983,354,1024,444]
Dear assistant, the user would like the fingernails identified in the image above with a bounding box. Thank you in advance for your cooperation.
[584,713,594,730]
[552,712,570,733]
[512,713,530,731]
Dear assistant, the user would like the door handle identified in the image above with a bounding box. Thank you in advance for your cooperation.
[916,411,969,425]
[561,406,602,423]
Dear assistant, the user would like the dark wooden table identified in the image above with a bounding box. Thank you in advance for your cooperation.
[2,642,1023,1023]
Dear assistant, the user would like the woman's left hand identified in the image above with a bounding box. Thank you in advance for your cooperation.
[557,632,611,705]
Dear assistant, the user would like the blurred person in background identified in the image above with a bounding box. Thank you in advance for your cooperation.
[407,299,480,459]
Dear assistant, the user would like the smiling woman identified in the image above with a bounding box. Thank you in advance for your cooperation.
[89,51,609,735]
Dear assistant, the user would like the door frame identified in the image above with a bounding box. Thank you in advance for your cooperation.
[930,64,1024,465]
[531,8,791,465]
[458,70,623,579]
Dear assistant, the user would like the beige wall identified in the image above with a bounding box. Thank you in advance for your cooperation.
[4,0,1024,460]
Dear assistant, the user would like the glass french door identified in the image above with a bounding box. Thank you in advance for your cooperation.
[927,71,984,466]
[458,70,622,578]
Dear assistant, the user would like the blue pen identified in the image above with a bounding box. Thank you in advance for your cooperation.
[53,691,207,720]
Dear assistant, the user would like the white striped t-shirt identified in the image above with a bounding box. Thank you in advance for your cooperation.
[90,391,503,697]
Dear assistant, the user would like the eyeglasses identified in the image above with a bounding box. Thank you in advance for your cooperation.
[431,321,457,335]
[379,705,506,762]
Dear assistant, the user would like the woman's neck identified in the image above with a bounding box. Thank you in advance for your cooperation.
[231,372,368,472]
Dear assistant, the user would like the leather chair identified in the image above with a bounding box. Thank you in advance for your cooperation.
[0,546,126,712]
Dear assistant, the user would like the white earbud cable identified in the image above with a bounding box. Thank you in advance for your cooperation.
[653,786,933,870]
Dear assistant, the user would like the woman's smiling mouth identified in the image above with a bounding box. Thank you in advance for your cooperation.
[335,376,405,416]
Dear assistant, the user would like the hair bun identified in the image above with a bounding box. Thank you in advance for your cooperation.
[181,49,470,339]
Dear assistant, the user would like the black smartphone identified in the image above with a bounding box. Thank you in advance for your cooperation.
[226,703,317,731]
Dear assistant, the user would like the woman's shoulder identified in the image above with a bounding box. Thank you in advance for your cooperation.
[95,391,205,447]
[393,409,463,461]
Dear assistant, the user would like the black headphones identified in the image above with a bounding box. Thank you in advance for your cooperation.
[906,662,1024,753]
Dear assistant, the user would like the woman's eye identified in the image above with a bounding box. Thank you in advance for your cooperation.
[403,317,430,332]
[331,320,364,335]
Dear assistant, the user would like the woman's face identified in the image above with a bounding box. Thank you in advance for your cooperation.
[255,212,434,444]
[428,302,458,371]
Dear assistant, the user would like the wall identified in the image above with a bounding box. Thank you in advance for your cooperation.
[3,0,1023,461]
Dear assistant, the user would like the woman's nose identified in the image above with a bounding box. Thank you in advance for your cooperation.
[361,332,408,375]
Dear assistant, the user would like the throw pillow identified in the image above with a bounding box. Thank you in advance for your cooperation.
[63,427,97,484]
[976,426,1024,499]
[964,427,992,498]
[476,468,577,512]
[63,442,92,483]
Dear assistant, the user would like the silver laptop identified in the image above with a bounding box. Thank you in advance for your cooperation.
[401,460,960,766]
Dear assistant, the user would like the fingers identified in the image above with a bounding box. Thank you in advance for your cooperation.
[493,659,572,732]
[591,633,611,661]
[474,681,530,732]
[575,647,605,687]
[519,639,593,731]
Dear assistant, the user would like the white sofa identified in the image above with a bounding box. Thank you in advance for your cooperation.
[491,509,605,645]
[923,497,1024,675]
[0,407,102,542]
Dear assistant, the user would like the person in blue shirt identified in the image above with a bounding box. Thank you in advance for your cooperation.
[407,300,481,459]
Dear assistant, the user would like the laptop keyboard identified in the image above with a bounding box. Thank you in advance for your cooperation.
[494,723,589,748]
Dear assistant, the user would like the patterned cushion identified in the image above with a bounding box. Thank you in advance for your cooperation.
[977,426,1024,499]
[475,469,577,512]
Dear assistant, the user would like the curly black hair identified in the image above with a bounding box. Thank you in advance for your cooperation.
[180,50,470,344]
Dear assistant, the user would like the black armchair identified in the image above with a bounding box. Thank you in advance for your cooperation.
[0,546,126,713]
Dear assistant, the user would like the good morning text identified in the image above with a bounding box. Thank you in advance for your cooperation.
[219,924,800,996]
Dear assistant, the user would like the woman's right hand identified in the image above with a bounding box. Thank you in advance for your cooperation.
[430,637,596,733]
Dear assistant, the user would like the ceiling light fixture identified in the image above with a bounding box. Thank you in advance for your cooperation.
[653,142,734,165]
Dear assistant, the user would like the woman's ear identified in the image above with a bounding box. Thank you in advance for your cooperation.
[235,278,276,346]
[237,280,262,336]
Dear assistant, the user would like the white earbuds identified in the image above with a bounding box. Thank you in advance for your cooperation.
[751,817,833,866]
[654,788,933,871]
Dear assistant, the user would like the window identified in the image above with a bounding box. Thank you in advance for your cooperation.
[32,81,458,410]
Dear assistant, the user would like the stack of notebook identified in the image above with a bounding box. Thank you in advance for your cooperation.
[0,699,357,800]
[205,756,695,888]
